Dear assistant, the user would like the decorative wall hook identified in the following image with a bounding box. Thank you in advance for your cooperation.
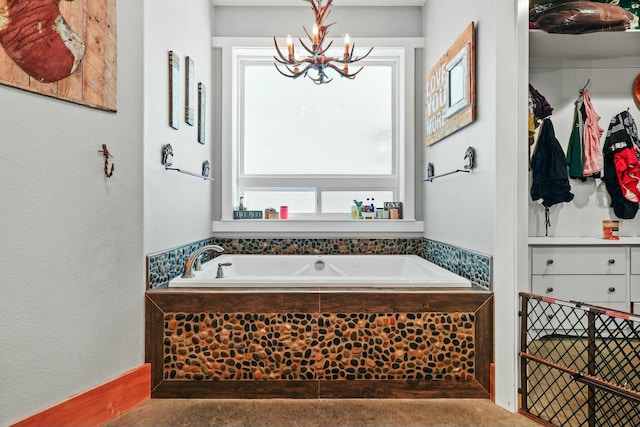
[98,144,115,178]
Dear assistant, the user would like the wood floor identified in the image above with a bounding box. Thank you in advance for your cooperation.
[103,399,541,427]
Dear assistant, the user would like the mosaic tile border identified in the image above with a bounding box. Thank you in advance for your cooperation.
[147,238,423,289]
[423,239,492,290]
[147,237,491,290]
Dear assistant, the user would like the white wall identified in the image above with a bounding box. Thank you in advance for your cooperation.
[143,0,216,253]
[422,4,496,255]
[0,3,145,425]
[423,0,523,411]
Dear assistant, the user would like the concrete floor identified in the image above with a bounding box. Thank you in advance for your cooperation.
[103,399,541,427]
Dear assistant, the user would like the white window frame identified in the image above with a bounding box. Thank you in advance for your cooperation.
[212,37,424,237]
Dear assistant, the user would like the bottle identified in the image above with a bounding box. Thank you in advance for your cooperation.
[370,198,376,214]
[351,200,359,219]
[364,198,370,213]
[239,195,245,211]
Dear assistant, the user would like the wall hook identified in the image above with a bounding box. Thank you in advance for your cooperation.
[580,79,590,93]
[98,144,115,178]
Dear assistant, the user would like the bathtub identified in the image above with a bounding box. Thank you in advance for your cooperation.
[168,254,471,288]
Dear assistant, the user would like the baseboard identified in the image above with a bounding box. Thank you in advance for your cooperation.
[11,363,150,427]
[490,363,495,402]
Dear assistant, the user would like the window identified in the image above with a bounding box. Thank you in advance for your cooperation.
[213,37,421,233]
[233,45,408,218]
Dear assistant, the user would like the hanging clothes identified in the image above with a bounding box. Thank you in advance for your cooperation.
[529,83,554,122]
[581,90,604,177]
[566,95,585,180]
[602,110,640,219]
[531,118,575,235]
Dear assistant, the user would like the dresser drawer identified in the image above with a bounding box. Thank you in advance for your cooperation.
[631,247,640,274]
[631,275,640,301]
[532,275,627,303]
[531,247,626,275]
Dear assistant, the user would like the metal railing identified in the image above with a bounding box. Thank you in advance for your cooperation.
[519,293,640,427]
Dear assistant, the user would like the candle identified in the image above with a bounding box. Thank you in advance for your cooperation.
[313,23,319,46]
[286,34,293,61]
[344,33,350,56]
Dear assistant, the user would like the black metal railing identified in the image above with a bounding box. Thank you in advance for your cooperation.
[520,293,640,427]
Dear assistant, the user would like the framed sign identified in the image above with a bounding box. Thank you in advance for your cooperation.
[425,22,476,146]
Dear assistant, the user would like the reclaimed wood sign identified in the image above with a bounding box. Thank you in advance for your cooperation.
[424,22,475,146]
[0,0,117,112]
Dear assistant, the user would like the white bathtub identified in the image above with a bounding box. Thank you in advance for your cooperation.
[168,254,471,288]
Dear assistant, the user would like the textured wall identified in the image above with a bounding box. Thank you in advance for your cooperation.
[143,0,216,254]
[0,3,145,425]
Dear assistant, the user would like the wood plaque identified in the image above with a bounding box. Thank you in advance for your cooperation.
[0,0,117,112]
[424,22,475,146]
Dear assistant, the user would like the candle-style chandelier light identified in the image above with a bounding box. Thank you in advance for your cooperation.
[273,0,373,85]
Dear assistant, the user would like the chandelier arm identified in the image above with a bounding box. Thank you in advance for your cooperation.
[288,63,313,76]
[273,37,293,64]
[299,38,318,56]
[348,45,374,63]
[327,62,364,79]
[274,63,312,79]
[316,39,334,56]
[303,26,313,43]
[274,56,295,66]
[309,70,333,85]
[317,0,333,23]
[274,64,297,78]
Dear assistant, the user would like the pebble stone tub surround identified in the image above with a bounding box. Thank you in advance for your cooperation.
[145,237,493,399]
[163,311,476,382]
[146,292,493,399]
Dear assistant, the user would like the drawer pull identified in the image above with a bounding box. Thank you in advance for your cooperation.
[608,259,615,265]
[608,287,616,293]
[546,259,554,265]
[546,287,554,293]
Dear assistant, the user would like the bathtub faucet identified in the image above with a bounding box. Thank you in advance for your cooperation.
[182,245,224,278]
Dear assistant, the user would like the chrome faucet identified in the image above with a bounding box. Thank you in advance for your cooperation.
[182,245,224,278]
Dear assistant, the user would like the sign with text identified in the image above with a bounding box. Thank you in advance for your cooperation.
[424,22,475,146]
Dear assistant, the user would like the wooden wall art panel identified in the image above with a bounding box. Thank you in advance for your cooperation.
[424,22,475,146]
[0,0,117,112]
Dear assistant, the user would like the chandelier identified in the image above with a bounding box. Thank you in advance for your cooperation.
[273,0,373,85]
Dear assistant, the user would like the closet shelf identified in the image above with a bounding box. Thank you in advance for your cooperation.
[530,30,640,62]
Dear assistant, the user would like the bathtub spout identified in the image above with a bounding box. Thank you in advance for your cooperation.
[182,245,224,278]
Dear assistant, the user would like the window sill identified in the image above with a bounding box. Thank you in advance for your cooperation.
[211,219,424,238]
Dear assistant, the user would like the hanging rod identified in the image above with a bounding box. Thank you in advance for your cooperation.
[423,146,474,182]
[423,168,470,182]
[165,166,214,181]
[162,144,214,181]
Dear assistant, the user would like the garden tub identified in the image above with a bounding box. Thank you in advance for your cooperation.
[168,254,471,288]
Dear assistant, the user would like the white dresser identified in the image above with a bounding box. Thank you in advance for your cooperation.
[529,237,638,314]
